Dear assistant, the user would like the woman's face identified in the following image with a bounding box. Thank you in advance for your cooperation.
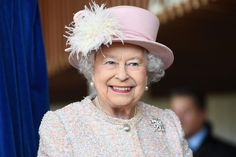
[92,43,148,110]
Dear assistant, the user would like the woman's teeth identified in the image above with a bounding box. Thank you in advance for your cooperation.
[111,86,132,92]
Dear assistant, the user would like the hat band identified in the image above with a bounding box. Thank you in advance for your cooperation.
[114,29,153,41]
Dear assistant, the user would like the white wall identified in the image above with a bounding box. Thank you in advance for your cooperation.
[208,93,236,145]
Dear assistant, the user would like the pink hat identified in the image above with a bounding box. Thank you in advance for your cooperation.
[66,3,174,70]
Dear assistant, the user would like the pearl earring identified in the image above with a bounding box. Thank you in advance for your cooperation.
[90,81,94,87]
[145,86,149,91]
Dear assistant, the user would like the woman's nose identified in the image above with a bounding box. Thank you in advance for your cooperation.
[115,65,129,81]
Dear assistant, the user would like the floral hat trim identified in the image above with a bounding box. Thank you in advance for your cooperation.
[64,2,124,58]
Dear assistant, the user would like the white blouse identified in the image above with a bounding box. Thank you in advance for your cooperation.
[37,96,192,157]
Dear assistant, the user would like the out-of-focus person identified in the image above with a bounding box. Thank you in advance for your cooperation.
[170,88,236,157]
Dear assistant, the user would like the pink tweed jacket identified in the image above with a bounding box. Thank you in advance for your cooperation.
[37,96,192,157]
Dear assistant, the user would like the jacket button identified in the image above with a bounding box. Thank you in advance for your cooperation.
[123,124,131,132]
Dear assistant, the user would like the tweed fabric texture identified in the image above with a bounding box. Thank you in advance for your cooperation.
[37,96,192,157]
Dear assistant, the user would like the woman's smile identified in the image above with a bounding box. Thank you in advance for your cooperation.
[109,85,133,94]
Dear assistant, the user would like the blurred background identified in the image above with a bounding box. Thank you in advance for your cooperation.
[39,0,236,145]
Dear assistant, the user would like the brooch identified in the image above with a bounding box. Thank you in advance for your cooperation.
[150,117,165,133]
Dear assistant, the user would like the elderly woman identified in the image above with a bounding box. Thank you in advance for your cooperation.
[37,2,192,157]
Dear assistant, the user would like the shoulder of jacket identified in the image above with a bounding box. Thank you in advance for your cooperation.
[141,102,163,116]
[39,97,90,131]
[52,96,92,118]
[141,102,176,120]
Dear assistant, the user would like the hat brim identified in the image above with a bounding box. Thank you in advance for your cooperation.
[112,38,174,70]
[68,39,174,70]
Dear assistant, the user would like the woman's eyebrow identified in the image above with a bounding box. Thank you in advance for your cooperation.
[103,55,117,60]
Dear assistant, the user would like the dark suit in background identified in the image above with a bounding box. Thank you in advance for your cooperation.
[194,124,236,157]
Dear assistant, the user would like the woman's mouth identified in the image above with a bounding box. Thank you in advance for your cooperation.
[109,86,133,93]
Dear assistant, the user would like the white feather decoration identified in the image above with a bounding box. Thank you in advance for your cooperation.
[64,2,124,58]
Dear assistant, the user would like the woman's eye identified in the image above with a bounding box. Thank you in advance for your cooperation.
[128,62,139,67]
[105,61,116,65]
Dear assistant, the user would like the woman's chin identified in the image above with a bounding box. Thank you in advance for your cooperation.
[107,94,137,109]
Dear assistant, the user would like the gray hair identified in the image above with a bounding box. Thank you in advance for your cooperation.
[76,50,165,84]
[146,52,165,83]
